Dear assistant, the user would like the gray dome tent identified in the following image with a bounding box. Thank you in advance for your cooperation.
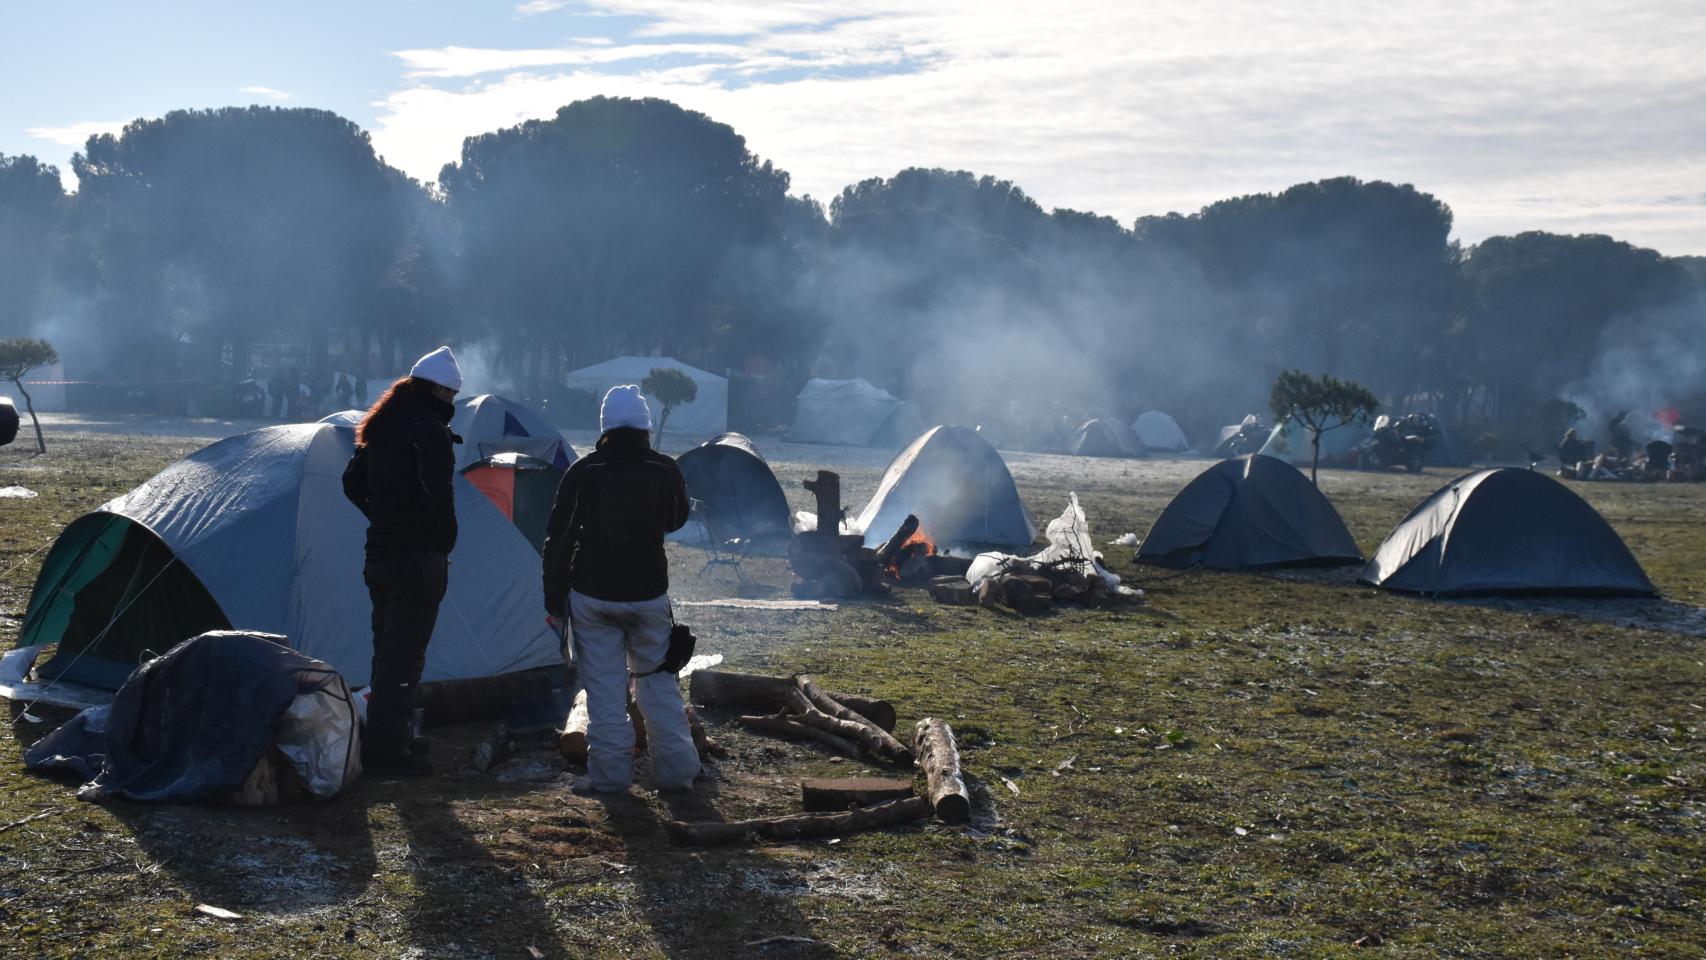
[450,393,576,472]
[854,425,1036,550]
[1133,411,1190,453]
[1359,468,1657,597]
[788,378,925,447]
[1137,455,1362,570]
[18,424,561,690]
[1070,419,1142,458]
[676,433,792,540]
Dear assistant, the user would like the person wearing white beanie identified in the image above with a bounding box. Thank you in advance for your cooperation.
[339,346,463,777]
[542,384,700,794]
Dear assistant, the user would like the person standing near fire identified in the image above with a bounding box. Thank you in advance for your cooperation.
[342,346,463,776]
[542,385,700,794]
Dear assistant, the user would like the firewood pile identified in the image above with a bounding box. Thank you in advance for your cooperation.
[933,555,1117,614]
[664,668,975,845]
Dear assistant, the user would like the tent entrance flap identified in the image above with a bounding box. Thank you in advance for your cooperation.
[19,513,230,690]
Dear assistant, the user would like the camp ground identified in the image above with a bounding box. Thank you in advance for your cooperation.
[4,421,1706,957]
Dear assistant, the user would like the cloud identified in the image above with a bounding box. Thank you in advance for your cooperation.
[515,0,570,14]
[26,120,128,149]
[372,0,1706,254]
[240,85,293,102]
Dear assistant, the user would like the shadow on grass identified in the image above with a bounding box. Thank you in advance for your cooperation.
[596,779,833,960]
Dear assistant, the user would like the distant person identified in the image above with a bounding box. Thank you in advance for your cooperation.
[267,368,289,419]
[341,346,463,776]
[1556,427,1590,469]
[542,385,699,795]
[1608,411,1634,461]
[335,373,354,409]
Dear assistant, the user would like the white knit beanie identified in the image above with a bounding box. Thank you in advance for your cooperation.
[600,384,652,432]
[409,346,463,392]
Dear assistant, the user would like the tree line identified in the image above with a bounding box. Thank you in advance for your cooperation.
[1,97,1701,451]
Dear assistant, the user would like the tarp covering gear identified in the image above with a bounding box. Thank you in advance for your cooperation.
[1132,410,1190,453]
[564,356,728,441]
[675,433,792,541]
[966,493,1137,597]
[1259,415,1369,469]
[1137,455,1363,570]
[449,393,576,472]
[18,424,561,690]
[24,631,361,803]
[0,396,18,446]
[1211,415,1267,457]
[1069,419,1142,458]
[1359,468,1658,597]
[854,425,1036,550]
[787,378,925,448]
[461,452,566,552]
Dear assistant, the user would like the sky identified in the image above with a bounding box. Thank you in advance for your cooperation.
[5,0,1705,254]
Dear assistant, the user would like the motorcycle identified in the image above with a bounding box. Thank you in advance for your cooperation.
[1358,413,1437,472]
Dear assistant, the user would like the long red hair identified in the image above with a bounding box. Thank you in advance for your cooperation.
[355,376,434,446]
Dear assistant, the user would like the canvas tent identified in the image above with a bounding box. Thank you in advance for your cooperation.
[787,378,925,448]
[1137,455,1362,570]
[854,425,1036,550]
[451,394,576,472]
[1069,419,1142,458]
[1133,411,1190,453]
[1359,468,1656,597]
[17,424,561,690]
[564,357,728,441]
[462,453,565,552]
[676,433,792,541]
[1259,416,1369,469]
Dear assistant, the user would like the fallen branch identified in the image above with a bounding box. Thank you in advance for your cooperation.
[664,796,929,847]
[913,718,971,824]
[690,670,895,732]
[0,810,57,834]
[801,777,915,812]
[796,675,912,763]
[745,935,825,948]
[737,713,861,760]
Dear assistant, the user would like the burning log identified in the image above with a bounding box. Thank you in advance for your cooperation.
[800,777,916,811]
[737,712,861,760]
[690,669,896,732]
[663,796,930,847]
[873,514,920,567]
[913,718,971,824]
[791,675,914,765]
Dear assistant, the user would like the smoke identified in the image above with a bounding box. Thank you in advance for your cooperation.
[448,338,518,398]
[1563,292,1706,443]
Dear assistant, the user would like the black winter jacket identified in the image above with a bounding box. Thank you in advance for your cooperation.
[541,428,690,612]
[342,391,459,555]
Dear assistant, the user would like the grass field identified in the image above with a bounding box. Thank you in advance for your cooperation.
[2,428,1704,958]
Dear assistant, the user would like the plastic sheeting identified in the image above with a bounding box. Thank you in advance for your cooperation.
[1360,468,1657,597]
[564,356,728,441]
[966,493,1136,596]
[24,631,361,803]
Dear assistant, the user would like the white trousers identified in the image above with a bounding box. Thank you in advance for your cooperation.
[568,590,702,791]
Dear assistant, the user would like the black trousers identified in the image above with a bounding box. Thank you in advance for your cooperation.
[364,550,449,760]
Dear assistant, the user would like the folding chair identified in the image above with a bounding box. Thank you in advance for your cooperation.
[694,500,752,585]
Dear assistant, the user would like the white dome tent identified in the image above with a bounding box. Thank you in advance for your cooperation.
[564,356,728,442]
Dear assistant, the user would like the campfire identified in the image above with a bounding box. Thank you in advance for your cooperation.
[881,517,937,583]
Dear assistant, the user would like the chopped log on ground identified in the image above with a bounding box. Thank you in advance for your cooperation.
[736,713,861,760]
[558,689,590,763]
[800,777,916,812]
[929,576,975,605]
[913,717,972,824]
[795,675,914,764]
[690,669,896,731]
[781,691,911,767]
[686,705,727,760]
[664,796,930,846]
